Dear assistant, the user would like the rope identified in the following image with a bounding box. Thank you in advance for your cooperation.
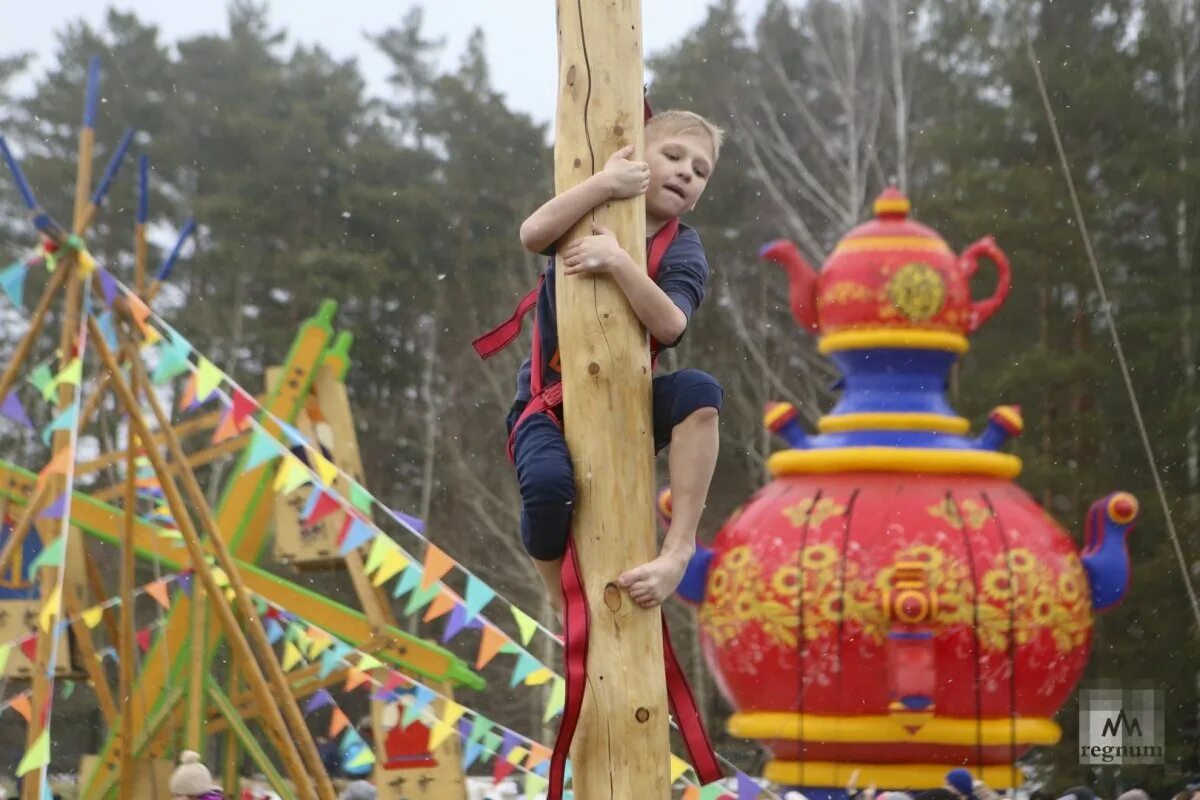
[1025,37,1200,633]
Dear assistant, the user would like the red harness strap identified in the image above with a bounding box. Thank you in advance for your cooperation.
[548,539,723,797]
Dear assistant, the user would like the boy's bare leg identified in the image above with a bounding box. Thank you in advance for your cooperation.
[618,406,719,608]
[532,556,565,621]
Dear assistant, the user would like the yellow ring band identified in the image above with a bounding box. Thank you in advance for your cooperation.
[767,447,1022,479]
[817,413,970,435]
[729,712,1060,746]
[763,760,1028,789]
[819,329,969,354]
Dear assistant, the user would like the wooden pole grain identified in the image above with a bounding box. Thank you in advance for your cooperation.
[553,1,670,797]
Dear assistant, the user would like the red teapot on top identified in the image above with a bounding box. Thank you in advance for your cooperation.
[760,188,1011,342]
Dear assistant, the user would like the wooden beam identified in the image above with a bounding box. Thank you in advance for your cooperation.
[206,677,294,800]
[553,1,670,798]
[119,412,137,800]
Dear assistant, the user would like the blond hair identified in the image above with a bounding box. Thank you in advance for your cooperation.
[646,110,724,163]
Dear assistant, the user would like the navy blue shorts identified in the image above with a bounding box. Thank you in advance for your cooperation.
[509,369,723,561]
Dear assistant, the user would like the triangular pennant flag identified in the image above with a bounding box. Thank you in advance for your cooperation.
[0,262,26,307]
[344,668,370,693]
[305,490,342,526]
[441,699,466,730]
[96,310,119,352]
[27,363,52,398]
[1,392,33,429]
[469,715,491,743]
[304,689,334,715]
[402,581,441,617]
[45,358,82,401]
[136,627,153,653]
[276,420,306,447]
[364,535,392,576]
[338,516,375,555]
[300,488,322,521]
[39,585,62,632]
[281,641,303,671]
[178,373,198,412]
[506,746,529,766]
[348,483,372,514]
[736,770,762,800]
[464,576,496,619]
[671,754,692,783]
[524,773,549,799]
[242,429,283,472]
[328,707,350,738]
[81,605,104,629]
[492,753,516,783]
[231,388,257,430]
[273,454,311,496]
[518,666,551,695]
[499,730,521,758]
[195,357,223,403]
[0,643,10,672]
[26,534,65,577]
[700,785,728,800]
[372,547,409,587]
[509,651,541,688]
[420,544,455,591]
[356,654,383,672]
[462,740,484,770]
[401,685,437,728]
[40,406,78,446]
[37,493,68,521]
[127,294,151,330]
[9,693,32,722]
[482,730,503,755]
[422,589,458,623]
[151,336,192,385]
[36,445,74,491]
[15,729,49,776]
[345,745,376,770]
[543,678,565,722]
[178,572,193,597]
[526,743,552,771]
[307,633,333,661]
[682,787,701,800]
[60,679,76,699]
[211,409,239,444]
[475,626,509,670]
[97,267,118,307]
[428,720,455,751]
[387,506,425,533]
[19,636,38,663]
[311,450,338,486]
[441,604,472,643]
[392,564,422,599]
[144,579,171,610]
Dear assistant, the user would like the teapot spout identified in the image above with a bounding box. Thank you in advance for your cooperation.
[1081,492,1138,611]
[759,239,820,333]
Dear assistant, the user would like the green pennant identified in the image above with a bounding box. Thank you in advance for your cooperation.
[402,581,441,617]
[27,362,52,397]
[349,483,372,514]
[469,715,491,743]
[482,730,502,754]
[27,535,66,578]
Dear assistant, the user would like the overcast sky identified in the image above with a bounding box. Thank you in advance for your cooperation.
[0,1,768,123]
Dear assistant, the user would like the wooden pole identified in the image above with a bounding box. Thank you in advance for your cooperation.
[118,323,339,800]
[553,2,670,798]
[119,412,137,798]
[87,317,320,800]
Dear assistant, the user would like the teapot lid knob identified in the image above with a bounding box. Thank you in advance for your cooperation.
[873,187,910,219]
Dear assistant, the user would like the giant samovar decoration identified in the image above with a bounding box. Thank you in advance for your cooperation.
[670,189,1137,795]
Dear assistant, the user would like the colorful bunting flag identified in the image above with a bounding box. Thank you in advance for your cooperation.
[355,654,383,672]
[391,565,422,601]
[26,534,65,577]
[15,729,49,776]
[682,787,701,800]
[37,493,68,521]
[328,707,350,737]
[19,635,37,663]
[338,515,374,555]
[387,506,425,533]
[428,720,455,751]
[671,754,692,783]
[230,388,257,430]
[0,643,9,673]
[178,573,193,597]
[524,773,549,799]
[476,626,509,670]
[212,409,240,444]
[126,293,151,331]
[345,745,375,770]
[525,743,551,771]
[441,604,472,644]
[422,589,457,623]
[304,689,334,715]
[348,483,372,514]
[144,579,172,610]
[38,585,62,632]
[178,373,198,412]
[700,784,731,800]
[402,581,441,617]
[524,667,554,687]
[8,693,31,722]
[469,715,491,743]
[96,310,119,351]
[543,678,565,722]
[27,363,52,397]
[0,262,26,307]
[81,605,104,629]
[241,429,282,472]
[509,652,541,688]
[40,406,78,445]
[305,490,342,526]
[195,357,223,403]
[151,334,192,385]
[464,576,496,619]
[492,753,516,783]
[97,267,118,307]
[344,668,370,692]
[419,544,455,591]
[311,451,338,486]
[273,453,311,495]
[506,746,529,766]
[441,699,466,730]
[1,392,33,429]
[736,770,762,800]
[36,445,74,491]
[461,740,484,771]
[364,535,391,576]
[42,358,82,402]
[136,627,153,653]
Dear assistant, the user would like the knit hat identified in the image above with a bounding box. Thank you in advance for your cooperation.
[338,782,377,800]
[169,750,216,796]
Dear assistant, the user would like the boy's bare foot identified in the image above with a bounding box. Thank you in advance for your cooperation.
[617,549,691,608]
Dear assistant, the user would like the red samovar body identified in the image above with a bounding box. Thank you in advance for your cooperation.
[674,190,1137,793]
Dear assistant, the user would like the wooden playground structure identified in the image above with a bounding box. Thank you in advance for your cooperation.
[0,2,745,799]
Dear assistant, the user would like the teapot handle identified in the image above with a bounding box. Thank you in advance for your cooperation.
[959,236,1011,333]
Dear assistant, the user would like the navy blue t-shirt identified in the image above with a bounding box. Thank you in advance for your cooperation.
[514,222,709,403]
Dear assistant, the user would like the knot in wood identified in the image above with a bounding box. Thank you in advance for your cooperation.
[587,362,600,376]
[635,707,650,723]
[603,582,622,611]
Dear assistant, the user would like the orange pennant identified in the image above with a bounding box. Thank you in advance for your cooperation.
[36,446,74,491]
[682,787,700,800]
[178,372,197,412]
[329,707,350,737]
[144,579,171,610]
[344,668,371,693]
[126,293,151,329]
[212,410,239,444]
[422,589,457,623]
[8,694,31,722]
[525,743,552,770]
[419,544,455,591]
[475,625,509,670]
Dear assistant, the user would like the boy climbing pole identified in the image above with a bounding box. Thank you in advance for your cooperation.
[475,109,725,616]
